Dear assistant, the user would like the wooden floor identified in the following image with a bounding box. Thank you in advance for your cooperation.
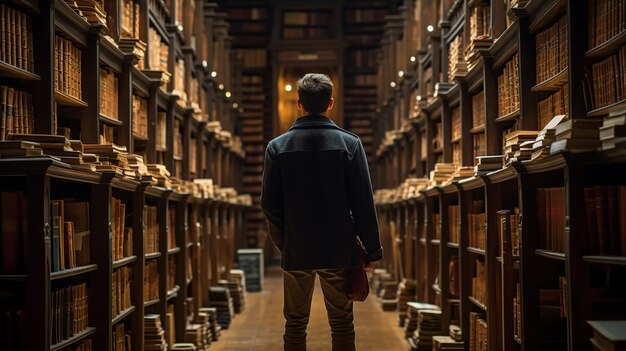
[211,266,407,351]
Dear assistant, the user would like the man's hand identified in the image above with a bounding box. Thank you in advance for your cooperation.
[364,260,377,272]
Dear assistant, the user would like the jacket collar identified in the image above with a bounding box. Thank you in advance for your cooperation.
[288,114,339,131]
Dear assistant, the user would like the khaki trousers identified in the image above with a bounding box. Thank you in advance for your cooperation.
[283,269,355,351]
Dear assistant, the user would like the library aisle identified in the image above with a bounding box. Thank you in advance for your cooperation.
[212,267,407,351]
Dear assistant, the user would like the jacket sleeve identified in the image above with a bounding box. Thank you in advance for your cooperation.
[346,139,383,262]
[260,143,285,252]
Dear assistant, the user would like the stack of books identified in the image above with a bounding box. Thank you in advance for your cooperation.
[449,324,462,342]
[446,166,475,184]
[127,154,152,181]
[432,335,465,350]
[600,107,626,150]
[171,343,197,351]
[195,311,214,348]
[144,314,167,351]
[380,281,399,311]
[550,119,603,153]
[219,279,245,314]
[404,302,440,340]
[198,307,222,341]
[429,163,457,186]
[408,309,442,351]
[208,287,235,329]
[64,0,107,26]
[503,130,539,165]
[531,115,567,161]
[396,279,417,326]
[474,155,504,174]
[587,321,626,351]
[147,164,173,188]
[184,325,203,351]
[0,140,42,157]
[370,269,393,296]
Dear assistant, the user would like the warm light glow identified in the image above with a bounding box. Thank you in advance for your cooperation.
[398,70,404,77]
[177,25,184,32]
[218,84,224,90]
[233,103,238,108]
[211,71,217,78]
[225,91,232,98]
[427,25,434,32]
[285,84,293,92]
[416,95,422,101]
[390,81,396,88]
[202,60,208,68]
[410,56,416,62]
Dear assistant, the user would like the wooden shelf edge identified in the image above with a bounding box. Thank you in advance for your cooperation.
[532,69,568,93]
[587,99,626,117]
[144,299,159,307]
[582,255,626,266]
[112,305,136,325]
[468,247,486,255]
[447,242,460,249]
[495,109,520,123]
[167,247,181,255]
[468,296,488,311]
[0,60,41,80]
[585,30,626,59]
[50,327,96,351]
[430,239,441,245]
[112,256,137,269]
[54,90,88,107]
[145,252,162,260]
[535,249,566,261]
[50,264,98,280]
[99,113,123,126]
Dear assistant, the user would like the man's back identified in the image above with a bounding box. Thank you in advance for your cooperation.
[261,114,382,270]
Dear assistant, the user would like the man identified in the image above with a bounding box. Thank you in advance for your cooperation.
[260,73,383,351]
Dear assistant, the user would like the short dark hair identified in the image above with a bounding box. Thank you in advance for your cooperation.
[296,73,333,114]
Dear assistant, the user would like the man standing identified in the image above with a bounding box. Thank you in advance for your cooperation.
[261,73,383,351]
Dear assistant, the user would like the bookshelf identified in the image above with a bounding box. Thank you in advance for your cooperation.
[372,1,626,351]
[0,0,250,349]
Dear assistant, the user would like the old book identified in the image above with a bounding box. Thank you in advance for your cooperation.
[50,200,64,272]
[64,221,75,268]
[65,201,89,266]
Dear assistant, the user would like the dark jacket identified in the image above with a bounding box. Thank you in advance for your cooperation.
[260,114,383,270]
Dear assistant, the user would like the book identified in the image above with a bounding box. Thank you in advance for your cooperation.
[112,266,132,318]
[588,0,626,49]
[537,187,566,252]
[55,34,82,100]
[144,261,159,302]
[51,283,89,344]
[584,46,626,111]
[0,87,34,140]
[99,68,119,120]
[0,5,34,72]
[497,53,520,117]
[535,16,568,84]
[144,205,159,254]
[587,321,626,351]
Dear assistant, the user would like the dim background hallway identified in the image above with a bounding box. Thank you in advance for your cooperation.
[211,267,407,351]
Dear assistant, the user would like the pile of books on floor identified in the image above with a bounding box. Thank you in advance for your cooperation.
[208,286,235,329]
[171,343,197,351]
[219,279,245,314]
[185,323,209,351]
[600,106,626,150]
[380,281,399,311]
[397,279,417,326]
[587,320,626,351]
[429,163,456,186]
[199,307,222,341]
[408,309,442,351]
[474,155,504,174]
[404,302,440,339]
[550,118,602,153]
[144,314,167,351]
[503,131,539,165]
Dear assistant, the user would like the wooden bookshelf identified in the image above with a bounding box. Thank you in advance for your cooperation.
[371,1,626,351]
[0,0,250,350]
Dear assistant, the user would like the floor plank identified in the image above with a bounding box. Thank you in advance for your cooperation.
[211,266,407,351]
